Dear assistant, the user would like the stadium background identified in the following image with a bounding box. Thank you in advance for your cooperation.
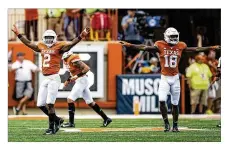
[8,8,221,114]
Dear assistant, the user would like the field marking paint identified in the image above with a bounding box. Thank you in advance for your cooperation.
[60,127,214,133]
[27,127,216,132]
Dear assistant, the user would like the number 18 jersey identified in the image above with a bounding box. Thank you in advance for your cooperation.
[37,41,67,75]
[155,40,187,76]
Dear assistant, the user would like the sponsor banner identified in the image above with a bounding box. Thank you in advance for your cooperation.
[38,43,105,98]
[116,74,181,114]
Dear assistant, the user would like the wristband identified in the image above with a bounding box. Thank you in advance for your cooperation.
[78,35,82,40]
[18,34,22,39]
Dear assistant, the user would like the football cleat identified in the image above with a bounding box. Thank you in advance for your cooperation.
[103,118,112,127]
[172,126,180,132]
[217,124,221,128]
[55,117,64,129]
[44,122,59,135]
[55,123,59,133]
[61,122,75,128]
[44,128,56,135]
[164,123,170,132]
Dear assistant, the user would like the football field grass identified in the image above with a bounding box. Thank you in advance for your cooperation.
[8,117,221,142]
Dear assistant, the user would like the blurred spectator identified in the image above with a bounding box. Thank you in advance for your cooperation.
[9,52,39,115]
[149,57,160,73]
[121,9,142,43]
[186,54,212,114]
[196,26,209,47]
[45,9,65,41]
[25,9,38,41]
[83,9,105,27]
[206,50,219,114]
[188,56,195,65]
[64,9,81,40]
[138,60,150,74]
[138,57,160,74]
[121,10,143,71]
[91,9,111,41]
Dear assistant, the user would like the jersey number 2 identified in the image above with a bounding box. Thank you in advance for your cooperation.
[164,55,177,68]
[43,54,50,67]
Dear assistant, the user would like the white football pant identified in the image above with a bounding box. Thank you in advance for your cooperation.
[68,71,94,104]
[158,74,180,105]
[208,81,219,98]
[37,74,61,106]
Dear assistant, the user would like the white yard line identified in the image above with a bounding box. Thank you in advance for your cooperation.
[27,127,221,132]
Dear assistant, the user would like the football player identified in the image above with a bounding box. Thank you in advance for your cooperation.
[211,57,221,128]
[205,50,219,114]
[12,24,90,134]
[61,52,112,128]
[216,57,221,128]
[120,27,220,132]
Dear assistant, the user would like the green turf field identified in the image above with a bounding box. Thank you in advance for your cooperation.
[8,118,221,142]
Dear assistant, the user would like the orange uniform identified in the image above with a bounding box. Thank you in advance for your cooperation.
[155,40,187,76]
[37,41,66,75]
[65,54,88,76]
[207,58,218,77]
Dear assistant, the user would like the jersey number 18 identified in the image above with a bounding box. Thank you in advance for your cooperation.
[164,55,178,68]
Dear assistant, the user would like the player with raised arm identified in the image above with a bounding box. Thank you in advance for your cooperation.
[12,24,90,135]
[120,27,220,132]
[61,52,112,128]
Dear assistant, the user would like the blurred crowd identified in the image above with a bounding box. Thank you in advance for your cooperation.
[9,8,113,41]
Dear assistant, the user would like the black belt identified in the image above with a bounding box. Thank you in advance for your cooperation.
[77,72,88,77]
[43,74,55,76]
[15,80,32,82]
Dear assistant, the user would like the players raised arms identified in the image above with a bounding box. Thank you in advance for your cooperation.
[119,27,220,132]
[12,24,90,135]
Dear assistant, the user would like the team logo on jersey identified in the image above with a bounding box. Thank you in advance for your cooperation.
[41,49,56,54]
[164,49,179,55]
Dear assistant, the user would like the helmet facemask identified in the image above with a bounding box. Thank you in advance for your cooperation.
[164,27,179,45]
[43,36,55,47]
[168,34,179,45]
[42,30,57,48]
